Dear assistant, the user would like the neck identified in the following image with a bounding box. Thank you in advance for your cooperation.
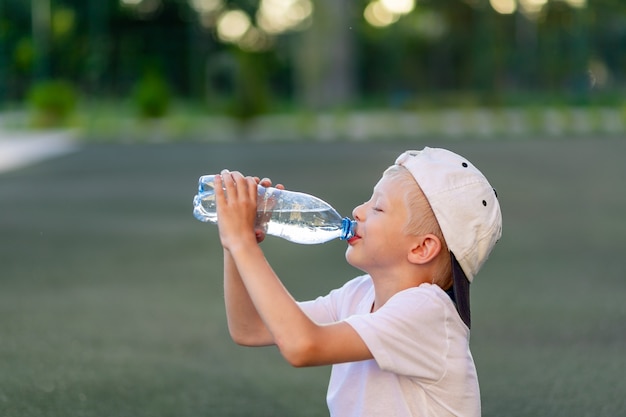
[369,269,432,312]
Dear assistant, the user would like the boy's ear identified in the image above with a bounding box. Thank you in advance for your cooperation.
[407,234,442,265]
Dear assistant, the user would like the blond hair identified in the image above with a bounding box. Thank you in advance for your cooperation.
[383,165,453,290]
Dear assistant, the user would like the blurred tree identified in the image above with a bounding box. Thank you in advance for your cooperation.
[31,0,51,81]
[86,1,110,95]
[513,7,539,90]
[228,49,270,120]
[109,0,190,95]
[587,0,626,94]
[0,0,6,103]
[538,1,587,94]
[293,0,357,109]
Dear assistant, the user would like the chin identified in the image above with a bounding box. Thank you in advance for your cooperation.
[344,248,361,270]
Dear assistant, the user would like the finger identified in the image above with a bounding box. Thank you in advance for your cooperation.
[259,178,285,190]
[245,176,259,202]
[215,171,226,205]
[230,173,258,207]
[221,169,239,201]
[259,177,272,188]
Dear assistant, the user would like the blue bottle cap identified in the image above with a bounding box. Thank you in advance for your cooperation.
[340,218,357,241]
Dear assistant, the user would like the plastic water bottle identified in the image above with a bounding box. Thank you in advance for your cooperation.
[193,175,356,245]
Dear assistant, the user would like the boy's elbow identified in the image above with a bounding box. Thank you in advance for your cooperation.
[229,331,254,346]
[227,324,271,347]
[276,337,318,368]
[227,327,247,345]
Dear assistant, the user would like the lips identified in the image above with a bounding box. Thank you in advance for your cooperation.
[347,235,361,245]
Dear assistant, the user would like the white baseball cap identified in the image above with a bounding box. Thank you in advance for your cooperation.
[395,147,502,328]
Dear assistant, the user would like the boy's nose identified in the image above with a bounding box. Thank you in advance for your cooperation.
[352,204,364,221]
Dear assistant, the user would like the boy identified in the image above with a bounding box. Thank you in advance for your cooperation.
[214,147,502,416]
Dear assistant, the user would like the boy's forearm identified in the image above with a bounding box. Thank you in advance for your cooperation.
[228,243,321,366]
[223,249,274,346]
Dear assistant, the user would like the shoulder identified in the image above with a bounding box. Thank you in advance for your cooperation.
[388,284,467,329]
[346,284,470,380]
[298,275,373,323]
[388,283,455,312]
[351,283,468,353]
[306,274,372,303]
[328,274,374,317]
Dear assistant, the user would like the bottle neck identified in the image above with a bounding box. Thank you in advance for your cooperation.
[340,218,356,240]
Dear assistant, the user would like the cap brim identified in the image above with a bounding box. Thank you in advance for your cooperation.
[451,252,471,329]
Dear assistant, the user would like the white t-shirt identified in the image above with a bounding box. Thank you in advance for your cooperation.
[298,275,480,417]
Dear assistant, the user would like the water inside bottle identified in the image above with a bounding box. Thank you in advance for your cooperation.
[264,207,344,244]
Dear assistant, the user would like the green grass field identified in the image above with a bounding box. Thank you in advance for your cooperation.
[1,138,625,416]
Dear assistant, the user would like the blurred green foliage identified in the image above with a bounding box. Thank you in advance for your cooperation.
[132,73,171,119]
[27,79,78,127]
[1,0,625,113]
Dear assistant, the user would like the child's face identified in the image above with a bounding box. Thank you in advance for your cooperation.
[345,173,415,275]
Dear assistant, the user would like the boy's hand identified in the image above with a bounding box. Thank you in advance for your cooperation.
[214,170,284,249]
[215,170,259,252]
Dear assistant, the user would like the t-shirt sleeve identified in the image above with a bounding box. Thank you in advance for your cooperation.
[298,295,337,325]
[345,288,450,382]
[297,275,371,325]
